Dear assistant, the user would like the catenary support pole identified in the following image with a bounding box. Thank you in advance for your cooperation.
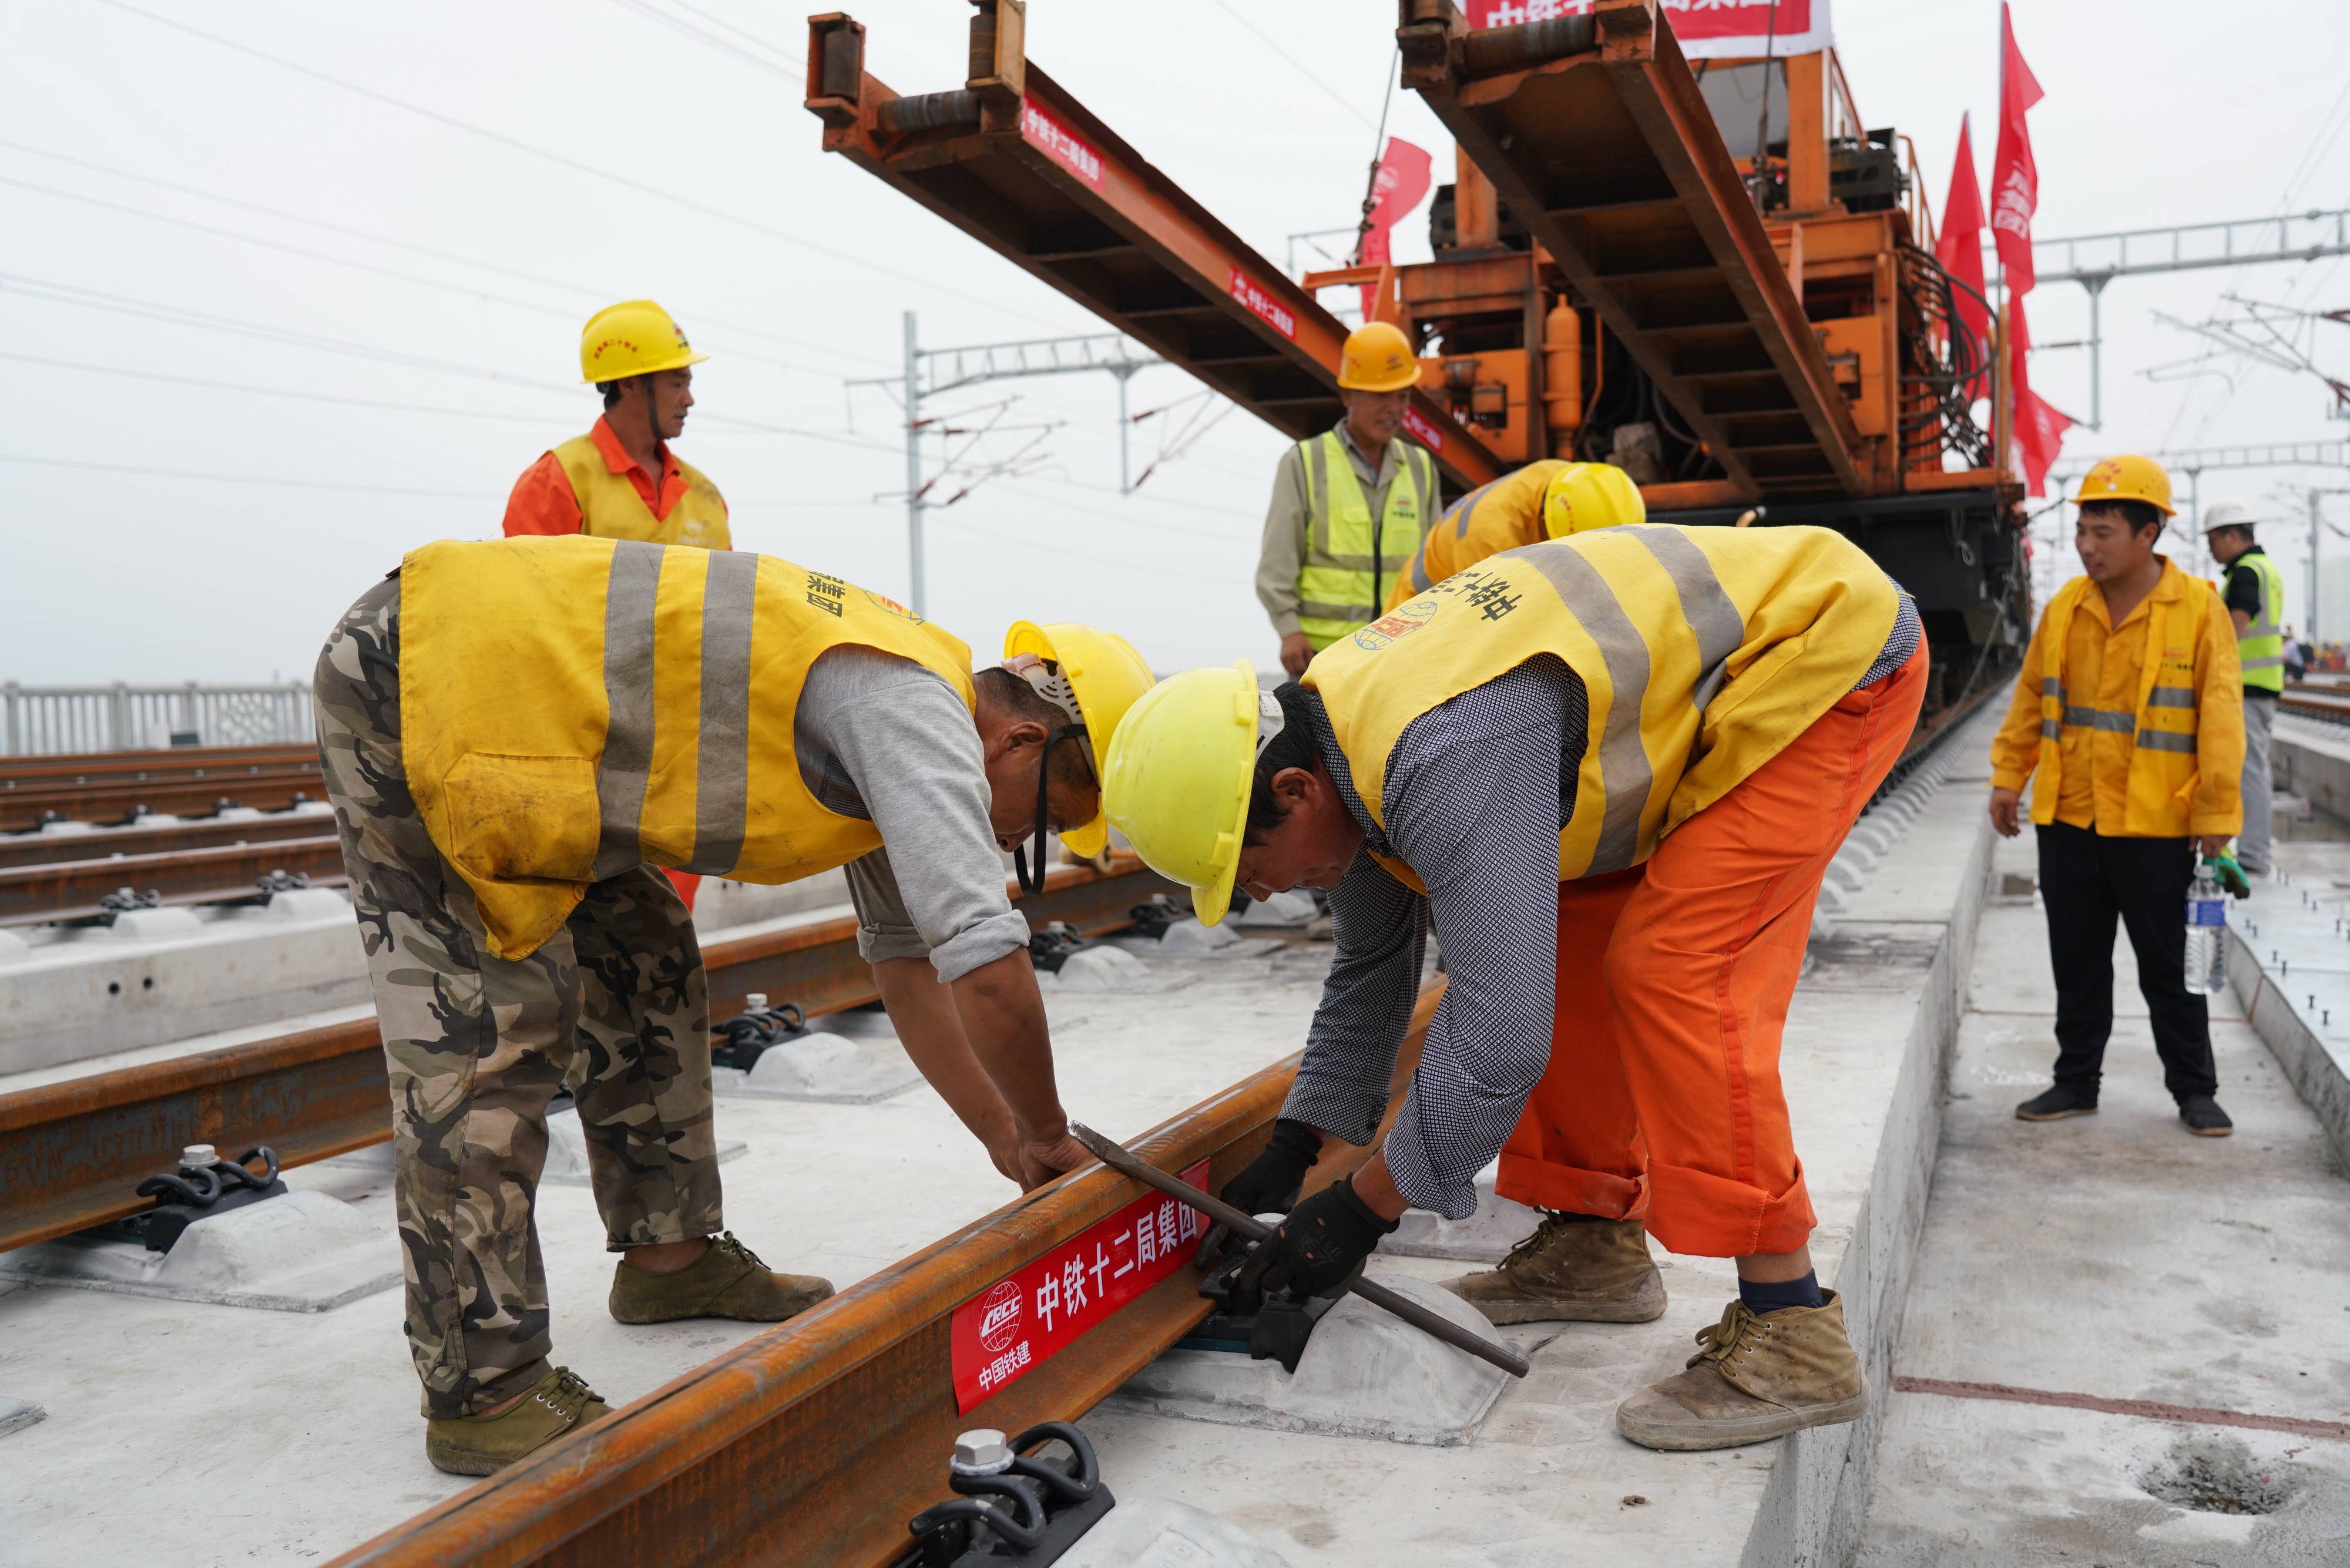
[904,310,925,616]
[2313,488,2323,643]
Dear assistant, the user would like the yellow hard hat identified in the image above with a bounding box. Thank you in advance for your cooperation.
[1541,462,1647,538]
[1103,662,1267,926]
[2072,454,2175,517]
[1003,620,1157,857]
[1338,321,1420,393]
[579,299,709,385]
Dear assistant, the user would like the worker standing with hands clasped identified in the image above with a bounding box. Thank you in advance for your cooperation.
[1110,522,1926,1451]
[2202,499,2284,876]
[313,535,1151,1475]
[1255,321,1439,678]
[504,299,733,909]
[1989,455,2244,1136]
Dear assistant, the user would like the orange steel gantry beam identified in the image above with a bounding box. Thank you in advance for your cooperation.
[804,5,1509,493]
[1397,1,1869,500]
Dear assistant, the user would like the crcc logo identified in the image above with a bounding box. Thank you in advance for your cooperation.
[978,1280,1023,1353]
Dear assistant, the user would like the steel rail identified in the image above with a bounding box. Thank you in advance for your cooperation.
[805,8,1508,492]
[0,857,1173,1254]
[1396,0,1868,501]
[0,767,324,832]
[0,834,348,926]
[0,808,332,871]
[0,741,317,789]
[325,982,1444,1568]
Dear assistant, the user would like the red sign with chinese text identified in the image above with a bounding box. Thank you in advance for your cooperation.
[1400,405,1448,452]
[1227,268,1297,341]
[1463,1,1829,58]
[1020,98,1104,189]
[949,1159,1211,1412]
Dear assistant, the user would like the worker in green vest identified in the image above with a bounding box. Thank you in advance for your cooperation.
[1254,321,1439,678]
[2205,499,2285,875]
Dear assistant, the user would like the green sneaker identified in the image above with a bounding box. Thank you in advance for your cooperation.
[424,1366,610,1477]
[608,1231,834,1325]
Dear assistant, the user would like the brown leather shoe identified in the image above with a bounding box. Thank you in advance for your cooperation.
[1442,1213,1667,1324]
[1615,1289,1869,1451]
[424,1366,610,1476]
[609,1232,834,1325]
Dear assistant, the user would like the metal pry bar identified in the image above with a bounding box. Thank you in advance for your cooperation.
[1068,1123,1530,1379]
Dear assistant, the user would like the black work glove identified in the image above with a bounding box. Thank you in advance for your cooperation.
[1232,1176,1398,1306]
[1197,1119,1322,1269]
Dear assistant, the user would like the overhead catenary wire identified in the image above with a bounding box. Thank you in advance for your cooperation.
[1206,0,1381,131]
[89,0,1078,334]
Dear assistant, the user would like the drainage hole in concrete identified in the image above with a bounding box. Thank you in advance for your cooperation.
[2137,1435,2299,1516]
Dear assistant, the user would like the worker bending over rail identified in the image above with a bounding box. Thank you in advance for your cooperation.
[1109,523,1924,1451]
[503,299,731,912]
[1990,456,2244,1135]
[1387,458,1645,610]
[312,536,1151,1476]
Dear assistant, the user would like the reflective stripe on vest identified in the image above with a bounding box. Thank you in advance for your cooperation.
[2237,552,2286,693]
[2030,566,2209,833]
[398,536,974,959]
[1304,524,1901,885]
[555,435,732,550]
[1296,431,1432,650]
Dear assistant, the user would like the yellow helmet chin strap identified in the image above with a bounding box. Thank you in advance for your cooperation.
[1005,656,1096,897]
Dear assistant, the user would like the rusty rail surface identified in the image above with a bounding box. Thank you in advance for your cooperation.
[0,808,332,871]
[0,741,317,789]
[327,982,1442,1568]
[807,6,1506,492]
[0,767,324,832]
[0,834,348,926]
[0,857,1173,1253]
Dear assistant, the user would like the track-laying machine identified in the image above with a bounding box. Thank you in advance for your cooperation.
[805,0,2023,723]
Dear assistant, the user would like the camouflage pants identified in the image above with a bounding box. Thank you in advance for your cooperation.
[314,574,724,1418]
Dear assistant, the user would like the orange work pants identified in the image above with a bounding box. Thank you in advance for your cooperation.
[1495,645,1928,1257]
[664,869,701,911]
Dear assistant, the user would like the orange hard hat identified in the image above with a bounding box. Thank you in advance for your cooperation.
[1338,321,1419,393]
[2072,454,2175,517]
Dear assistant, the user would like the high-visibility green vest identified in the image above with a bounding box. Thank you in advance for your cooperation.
[1295,429,1435,651]
[2235,549,2286,694]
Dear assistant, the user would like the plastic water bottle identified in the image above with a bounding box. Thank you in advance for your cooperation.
[2184,864,2228,996]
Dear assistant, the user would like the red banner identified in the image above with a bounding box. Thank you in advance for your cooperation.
[2007,293,2071,498]
[1228,268,1297,340]
[1400,405,1448,452]
[1358,137,1435,315]
[1020,98,1104,190]
[1988,4,2043,296]
[948,1160,1210,1413]
[1934,113,1991,400]
[1463,1,1831,58]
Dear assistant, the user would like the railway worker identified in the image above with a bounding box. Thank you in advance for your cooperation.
[503,300,732,911]
[1255,321,1440,680]
[1386,458,1644,610]
[1990,455,2242,1137]
[2203,499,2284,877]
[1106,522,1926,1451]
[312,535,1152,1475]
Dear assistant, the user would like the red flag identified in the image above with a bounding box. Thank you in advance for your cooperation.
[1935,113,1993,399]
[1356,137,1434,317]
[2007,293,2072,496]
[1988,4,2044,295]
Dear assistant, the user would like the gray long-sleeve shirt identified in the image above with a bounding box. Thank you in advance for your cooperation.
[793,645,1029,982]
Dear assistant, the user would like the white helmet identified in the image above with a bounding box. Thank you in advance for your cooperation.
[2201,498,2257,535]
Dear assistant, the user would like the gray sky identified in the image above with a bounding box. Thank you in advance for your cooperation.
[3,0,2346,688]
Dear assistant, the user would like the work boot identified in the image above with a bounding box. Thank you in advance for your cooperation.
[2179,1095,2235,1136]
[1442,1213,1666,1324]
[1614,1290,1868,1452]
[424,1366,610,1477]
[609,1231,834,1325]
[2015,1084,2098,1121]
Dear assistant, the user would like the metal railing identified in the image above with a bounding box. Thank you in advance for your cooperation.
[1,683,313,756]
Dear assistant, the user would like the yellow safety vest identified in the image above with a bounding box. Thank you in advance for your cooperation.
[1306,525,1901,888]
[554,434,732,550]
[398,536,974,959]
[2234,549,2286,694]
[1389,459,1565,611]
[2030,569,2210,832]
[1296,429,1436,650]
